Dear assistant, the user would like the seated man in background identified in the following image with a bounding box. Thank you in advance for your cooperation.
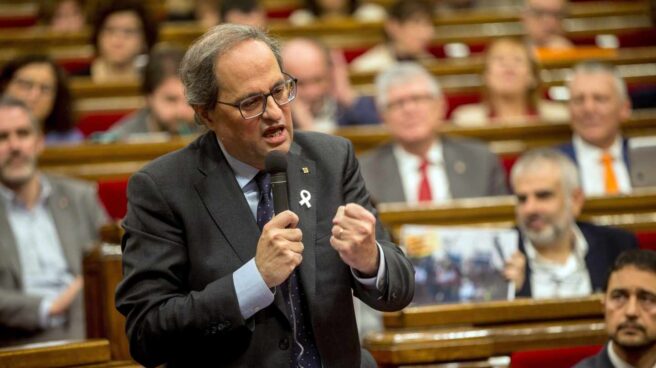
[281,38,379,132]
[575,249,656,368]
[507,148,638,298]
[0,97,109,346]
[521,0,573,52]
[97,46,199,142]
[558,61,633,196]
[220,0,266,29]
[359,62,508,205]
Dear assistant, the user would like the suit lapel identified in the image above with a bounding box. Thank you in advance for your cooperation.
[378,145,406,202]
[442,139,468,198]
[287,143,317,299]
[193,133,261,263]
[47,178,80,275]
[0,201,22,288]
[580,224,607,292]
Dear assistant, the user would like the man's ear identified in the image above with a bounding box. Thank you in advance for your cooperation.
[570,187,585,217]
[193,105,213,127]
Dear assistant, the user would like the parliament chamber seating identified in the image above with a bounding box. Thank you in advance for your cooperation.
[510,345,603,368]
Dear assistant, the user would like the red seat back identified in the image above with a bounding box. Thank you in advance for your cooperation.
[97,178,129,220]
[511,345,603,368]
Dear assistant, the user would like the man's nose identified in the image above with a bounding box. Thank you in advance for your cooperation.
[625,296,639,316]
[262,95,282,121]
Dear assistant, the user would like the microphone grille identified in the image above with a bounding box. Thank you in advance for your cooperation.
[265,150,288,174]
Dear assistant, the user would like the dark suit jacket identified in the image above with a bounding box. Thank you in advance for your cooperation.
[557,138,631,170]
[358,136,509,204]
[115,131,415,367]
[517,221,638,297]
[573,344,614,368]
[0,175,108,346]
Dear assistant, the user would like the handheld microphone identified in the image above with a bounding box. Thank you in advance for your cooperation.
[265,150,289,215]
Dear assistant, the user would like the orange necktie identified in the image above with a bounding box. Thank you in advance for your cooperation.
[601,152,619,194]
[418,158,432,202]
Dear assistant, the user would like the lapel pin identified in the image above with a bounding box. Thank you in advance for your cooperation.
[454,161,466,174]
[302,167,310,174]
[299,189,312,208]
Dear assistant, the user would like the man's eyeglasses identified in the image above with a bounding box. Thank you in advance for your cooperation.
[216,72,297,120]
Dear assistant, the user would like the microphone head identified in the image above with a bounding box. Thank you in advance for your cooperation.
[265,150,288,174]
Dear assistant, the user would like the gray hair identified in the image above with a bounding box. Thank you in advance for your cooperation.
[374,62,442,110]
[180,24,283,113]
[511,148,581,194]
[0,95,40,132]
[567,60,628,101]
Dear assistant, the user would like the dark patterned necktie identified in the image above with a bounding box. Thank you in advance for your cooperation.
[254,172,321,367]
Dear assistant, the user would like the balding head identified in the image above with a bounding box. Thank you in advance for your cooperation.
[281,38,332,114]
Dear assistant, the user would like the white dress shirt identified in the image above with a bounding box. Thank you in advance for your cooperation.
[573,134,632,196]
[393,140,451,203]
[607,341,638,368]
[524,224,593,298]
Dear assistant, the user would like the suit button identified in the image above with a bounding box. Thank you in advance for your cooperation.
[279,337,290,350]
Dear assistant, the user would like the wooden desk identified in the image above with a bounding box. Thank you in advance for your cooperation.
[365,319,607,367]
[0,339,132,368]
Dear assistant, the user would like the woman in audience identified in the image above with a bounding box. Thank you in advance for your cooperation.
[349,0,435,74]
[85,0,158,82]
[451,37,569,126]
[289,0,386,25]
[39,0,87,33]
[0,55,82,144]
[95,46,198,142]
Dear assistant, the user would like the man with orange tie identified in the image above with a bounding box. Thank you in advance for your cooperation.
[558,61,633,196]
[359,62,508,205]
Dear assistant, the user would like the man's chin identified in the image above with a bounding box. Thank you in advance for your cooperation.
[0,169,34,189]
[613,334,655,352]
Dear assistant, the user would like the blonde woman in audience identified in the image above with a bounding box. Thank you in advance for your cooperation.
[451,38,569,126]
[350,0,435,74]
[84,0,158,82]
[289,0,386,25]
[0,55,82,144]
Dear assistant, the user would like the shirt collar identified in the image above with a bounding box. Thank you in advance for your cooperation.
[523,222,588,263]
[393,139,444,168]
[215,135,259,191]
[607,341,637,368]
[0,175,52,208]
[573,133,623,161]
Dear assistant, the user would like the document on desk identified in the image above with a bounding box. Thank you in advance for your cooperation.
[400,225,518,305]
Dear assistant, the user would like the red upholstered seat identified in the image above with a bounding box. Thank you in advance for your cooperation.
[637,231,656,251]
[511,345,603,368]
[76,110,135,137]
[97,178,129,220]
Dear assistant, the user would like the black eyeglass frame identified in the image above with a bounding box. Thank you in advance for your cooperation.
[215,72,298,120]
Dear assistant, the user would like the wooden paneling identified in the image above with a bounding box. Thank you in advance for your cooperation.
[0,339,111,368]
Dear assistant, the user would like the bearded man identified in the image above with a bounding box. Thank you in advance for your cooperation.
[504,148,637,298]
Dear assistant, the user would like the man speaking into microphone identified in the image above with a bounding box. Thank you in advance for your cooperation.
[115,24,415,368]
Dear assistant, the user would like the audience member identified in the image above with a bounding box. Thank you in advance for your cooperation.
[521,0,573,52]
[507,148,638,298]
[165,0,221,28]
[289,0,386,25]
[220,0,267,29]
[98,46,198,142]
[0,96,109,346]
[558,61,633,196]
[38,0,87,33]
[359,62,508,204]
[281,38,379,131]
[86,0,158,82]
[574,249,656,368]
[0,55,82,145]
[350,0,435,74]
[451,38,569,126]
